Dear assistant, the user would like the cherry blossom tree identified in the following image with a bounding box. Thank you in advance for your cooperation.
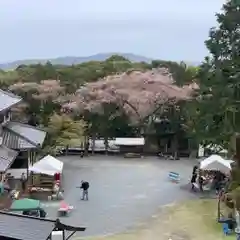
[61,68,197,155]
[9,80,64,101]
[9,80,65,125]
[62,68,196,134]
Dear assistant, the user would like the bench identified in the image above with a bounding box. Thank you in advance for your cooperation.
[124,153,142,158]
[168,172,180,183]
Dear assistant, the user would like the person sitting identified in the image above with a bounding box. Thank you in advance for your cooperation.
[39,209,47,218]
[22,210,30,216]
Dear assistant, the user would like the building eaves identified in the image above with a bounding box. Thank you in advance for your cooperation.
[2,129,36,150]
[0,89,22,112]
[0,211,55,240]
[0,145,18,172]
[3,121,47,148]
[0,211,86,240]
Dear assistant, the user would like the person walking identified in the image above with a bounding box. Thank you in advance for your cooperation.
[80,180,89,201]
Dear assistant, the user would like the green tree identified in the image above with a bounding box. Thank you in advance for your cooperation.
[151,60,198,86]
[103,55,133,75]
[0,70,20,89]
[15,62,58,83]
[193,0,240,150]
[191,0,240,211]
[9,80,65,126]
[43,113,86,155]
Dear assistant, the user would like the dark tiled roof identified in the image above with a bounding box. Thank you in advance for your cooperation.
[5,122,46,147]
[0,211,55,240]
[0,89,22,112]
[2,129,36,149]
[2,122,47,150]
[0,211,86,240]
[0,145,18,172]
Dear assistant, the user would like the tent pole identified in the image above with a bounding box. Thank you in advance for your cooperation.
[27,150,30,183]
[62,229,65,240]
[66,231,76,240]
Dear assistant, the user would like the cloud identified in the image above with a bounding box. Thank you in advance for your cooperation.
[0,0,224,20]
[0,0,225,62]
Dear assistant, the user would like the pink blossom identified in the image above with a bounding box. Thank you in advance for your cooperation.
[63,69,196,123]
[9,80,65,101]
[9,82,39,92]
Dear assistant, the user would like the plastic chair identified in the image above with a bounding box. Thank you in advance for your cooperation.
[168,172,180,183]
[222,223,230,235]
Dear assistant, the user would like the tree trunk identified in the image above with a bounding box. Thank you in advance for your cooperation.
[189,150,197,158]
[171,134,179,159]
[65,145,69,156]
[236,135,240,167]
[104,136,109,155]
[84,136,89,156]
[188,138,198,158]
[91,134,96,155]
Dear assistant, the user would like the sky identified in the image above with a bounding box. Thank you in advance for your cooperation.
[0,0,225,63]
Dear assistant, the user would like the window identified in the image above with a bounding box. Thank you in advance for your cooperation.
[10,152,28,169]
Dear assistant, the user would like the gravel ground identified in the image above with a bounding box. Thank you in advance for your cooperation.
[44,155,196,238]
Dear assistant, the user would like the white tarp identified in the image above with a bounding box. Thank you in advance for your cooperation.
[198,144,228,157]
[115,138,145,146]
[89,139,119,152]
[200,154,233,173]
[29,155,64,176]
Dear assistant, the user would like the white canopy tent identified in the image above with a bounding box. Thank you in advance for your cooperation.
[29,155,64,176]
[200,154,234,173]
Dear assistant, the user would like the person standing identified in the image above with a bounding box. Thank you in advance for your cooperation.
[198,174,204,192]
[20,172,27,192]
[80,180,89,201]
[191,165,198,190]
[191,171,197,190]
[192,165,198,175]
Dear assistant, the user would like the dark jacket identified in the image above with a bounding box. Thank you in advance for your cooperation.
[199,176,204,185]
[81,182,89,190]
[192,166,198,175]
[191,173,197,183]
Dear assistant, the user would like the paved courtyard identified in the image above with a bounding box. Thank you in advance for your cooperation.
[45,156,196,237]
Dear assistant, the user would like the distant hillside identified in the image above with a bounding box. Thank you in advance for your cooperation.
[0,53,152,70]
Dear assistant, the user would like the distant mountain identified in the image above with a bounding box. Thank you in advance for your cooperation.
[0,53,152,70]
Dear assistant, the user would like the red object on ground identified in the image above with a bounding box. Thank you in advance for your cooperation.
[60,201,69,210]
[54,172,60,181]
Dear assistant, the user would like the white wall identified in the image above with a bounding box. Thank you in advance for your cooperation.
[7,168,28,179]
